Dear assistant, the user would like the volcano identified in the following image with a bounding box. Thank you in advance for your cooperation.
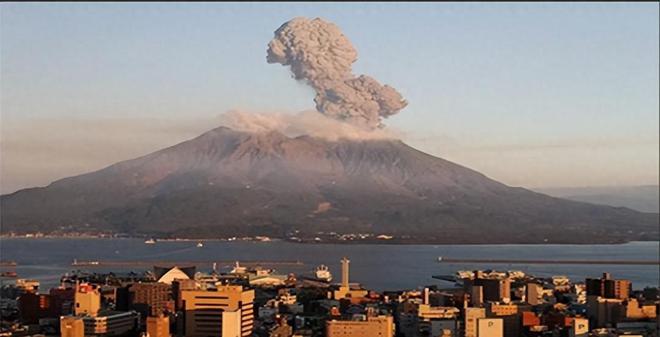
[1,126,657,243]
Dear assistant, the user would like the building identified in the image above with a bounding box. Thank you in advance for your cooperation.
[466,277,511,303]
[326,315,394,337]
[50,286,76,315]
[587,296,624,328]
[477,318,503,337]
[526,283,542,305]
[569,317,589,337]
[470,285,483,307]
[154,266,196,285]
[17,293,61,324]
[82,310,139,337]
[624,298,657,320]
[75,283,101,317]
[487,302,529,317]
[146,315,170,337]
[129,282,172,317]
[331,257,369,301]
[16,279,40,293]
[60,316,85,337]
[180,284,255,337]
[464,307,486,337]
[586,273,631,300]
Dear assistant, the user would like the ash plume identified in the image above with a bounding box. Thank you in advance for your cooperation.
[218,110,400,141]
[267,17,407,129]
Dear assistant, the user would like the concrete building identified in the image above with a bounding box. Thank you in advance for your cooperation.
[146,315,170,337]
[75,283,101,317]
[464,307,486,337]
[587,295,624,328]
[331,257,368,300]
[17,293,61,324]
[326,315,394,337]
[624,298,657,320]
[82,310,139,336]
[466,277,511,303]
[586,273,631,300]
[487,302,529,316]
[526,283,542,305]
[569,317,589,337]
[470,285,483,307]
[477,318,503,337]
[129,282,172,317]
[180,285,255,337]
[60,316,85,337]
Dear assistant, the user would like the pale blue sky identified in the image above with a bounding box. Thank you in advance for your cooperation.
[1,3,658,192]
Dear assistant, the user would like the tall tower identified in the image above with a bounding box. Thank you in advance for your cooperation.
[341,257,350,288]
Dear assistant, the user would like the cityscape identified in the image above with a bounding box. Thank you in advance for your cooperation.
[0,257,658,337]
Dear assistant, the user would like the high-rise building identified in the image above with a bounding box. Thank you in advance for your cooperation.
[74,283,101,317]
[326,315,394,337]
[17,293,61,324]
[526,283,542,305]
[464,307,486,337]
[470,285,483,307]
[147,315,170,337]
[180,285,255,337]
[466,277,511,303]
[129,282,172,317]
[586,273,631,300]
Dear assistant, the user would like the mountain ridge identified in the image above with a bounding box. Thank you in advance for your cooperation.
[1,126,657,243]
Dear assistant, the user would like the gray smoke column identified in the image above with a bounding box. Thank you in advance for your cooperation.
[267,17,407,129]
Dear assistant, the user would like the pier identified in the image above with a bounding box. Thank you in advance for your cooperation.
[437,257,659,265]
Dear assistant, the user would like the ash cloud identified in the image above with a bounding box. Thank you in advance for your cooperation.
[267,17,407,129]
[218,110,400,141]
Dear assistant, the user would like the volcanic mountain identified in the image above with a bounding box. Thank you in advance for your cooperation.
[1,127,657,243]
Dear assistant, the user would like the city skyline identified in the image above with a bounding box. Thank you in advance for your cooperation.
[2,3,659,193]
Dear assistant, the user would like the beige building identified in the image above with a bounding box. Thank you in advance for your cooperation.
[331,257,368,300]
[75,283,101,317]
[477,318,503,337]
[569,317,589,337]
[147,315,170,337]
[82,311,138,336]
[464,307,486,337]
[326,315,394,337]
[487,302,522,316]
[60,316,85,337]
[180,285,255,337]
[624,298,657,320]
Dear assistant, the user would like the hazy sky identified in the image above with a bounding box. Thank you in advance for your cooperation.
[1,3,658,194]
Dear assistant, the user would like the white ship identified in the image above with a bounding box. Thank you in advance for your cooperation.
[196,241,204,248]
[314,264,332,282]
[144,238,156,244]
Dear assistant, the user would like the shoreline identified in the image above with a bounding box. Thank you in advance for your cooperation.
[0,235,658,246]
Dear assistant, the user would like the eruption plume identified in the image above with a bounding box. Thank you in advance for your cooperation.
[267,17,407,129]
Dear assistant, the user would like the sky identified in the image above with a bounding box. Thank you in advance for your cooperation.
[1,2,658,194]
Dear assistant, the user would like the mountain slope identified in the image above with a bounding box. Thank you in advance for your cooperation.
[535,186,659,213]
[1,127,657,243]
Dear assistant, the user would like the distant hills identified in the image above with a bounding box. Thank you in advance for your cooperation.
[535,186,659,213]
[1,127,658,243]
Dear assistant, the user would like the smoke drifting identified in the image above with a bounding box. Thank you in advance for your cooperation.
[267,17,407,129]
[218,110,399,141]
